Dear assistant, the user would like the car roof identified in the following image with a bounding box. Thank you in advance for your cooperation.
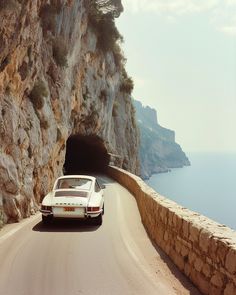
[57,175,96,181]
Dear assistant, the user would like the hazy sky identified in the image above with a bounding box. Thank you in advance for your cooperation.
[116,0,236,152]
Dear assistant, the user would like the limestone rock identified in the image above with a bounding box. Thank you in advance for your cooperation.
[134,100,190,179]
[0,0,139,223]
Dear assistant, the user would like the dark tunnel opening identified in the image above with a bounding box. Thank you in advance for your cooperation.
[63,134,110,175]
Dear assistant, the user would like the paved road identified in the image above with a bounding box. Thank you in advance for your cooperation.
[0,176,201,295]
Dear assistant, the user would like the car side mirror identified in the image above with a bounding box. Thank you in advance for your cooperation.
[101,184,105,189]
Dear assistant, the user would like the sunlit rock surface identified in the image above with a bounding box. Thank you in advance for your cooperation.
[0,0,139,223]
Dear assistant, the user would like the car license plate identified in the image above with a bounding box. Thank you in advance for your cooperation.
[64,207,75,212]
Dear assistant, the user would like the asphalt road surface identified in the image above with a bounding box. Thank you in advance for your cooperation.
[0,176,201,295]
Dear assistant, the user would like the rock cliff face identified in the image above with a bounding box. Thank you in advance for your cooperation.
[134,100,190,179]
[0,0,139,224]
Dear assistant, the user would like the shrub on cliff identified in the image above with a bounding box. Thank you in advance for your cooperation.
[0,56,10,73]
[113,43,126,68]
[0,0,19,10]
[52,37,68,67]
[39,4,57,34]
[120,69,134,94]
[40,118,49,129]
[97,17,123,52]
[112,101,119,117]
[88,2,123,53]
[99,89,107,102]
[29,81,48,110]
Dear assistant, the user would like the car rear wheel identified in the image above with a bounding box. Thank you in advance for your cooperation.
[93,214,102,226]
[42,215,53,225]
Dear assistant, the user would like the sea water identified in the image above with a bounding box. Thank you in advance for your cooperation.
[146,153,236,230]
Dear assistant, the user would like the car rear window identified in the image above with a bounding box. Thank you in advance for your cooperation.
[55,191,88,198]
[57,178,92,191]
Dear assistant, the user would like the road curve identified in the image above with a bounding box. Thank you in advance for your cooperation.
[0,176,201,295]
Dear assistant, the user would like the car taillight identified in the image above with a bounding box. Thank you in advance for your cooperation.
[87,207,100,212]
[41,205,52,211]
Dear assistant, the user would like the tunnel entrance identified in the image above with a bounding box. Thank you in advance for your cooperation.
[63,134,110,175]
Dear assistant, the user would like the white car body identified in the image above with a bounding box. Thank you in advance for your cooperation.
[40,175,104,225]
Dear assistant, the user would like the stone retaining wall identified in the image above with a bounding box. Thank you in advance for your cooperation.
[108,166,236,295]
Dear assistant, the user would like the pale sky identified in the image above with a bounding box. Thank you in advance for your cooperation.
[116,0,236,152]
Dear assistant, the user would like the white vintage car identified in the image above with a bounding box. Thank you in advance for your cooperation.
[40,175,105,225]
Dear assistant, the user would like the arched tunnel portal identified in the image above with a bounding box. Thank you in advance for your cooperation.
[63,134,110,175]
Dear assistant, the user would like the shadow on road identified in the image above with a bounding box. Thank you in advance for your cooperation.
[32,219,100,233]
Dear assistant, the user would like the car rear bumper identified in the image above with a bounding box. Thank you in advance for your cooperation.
[40,209,53,215]
[40,208,103,218]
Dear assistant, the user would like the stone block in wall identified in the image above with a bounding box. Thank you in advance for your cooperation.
[225,248,236,275]
[181,244,189,258]
[153,223,165,246]
[206,257,213,266]
[170,248,185,271]
[189,251,197,265]
[209,237,218,261]
[172,212,183,232]
[194,257,204,272]
[175,239,182,254]
[189,222,201,244]
[165,243,171,255]
[159,205,168,225]
[182,219,189,239]
[224,282,236,295]
[167,209,174,227]
[217,240,229,266]
[164,230,169,242]
[210,271,225,288]
[209,285,222,295]
[202,263,213,278]
[190,267,210,295]
[177,235,192,249]
[184,263,191,277]
[199,229,211,254]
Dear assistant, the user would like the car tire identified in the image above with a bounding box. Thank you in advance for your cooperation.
[102,204,104,215]
[42,215,53,225]
[93,214,103,226]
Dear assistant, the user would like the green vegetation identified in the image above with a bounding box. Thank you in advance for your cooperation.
[18,61,29,81]
[52,37,68,67]
[39,4,57,34]
[40,118,49,130]
[39,2,63,34]
[81,103,99,127]
[29,80,48,110]
[88,1,134,95]
[113,43,126,68]
[27,146,33,158]
[88,1,123,53]
[112,101,119,117]
[99,89,107,102]
[0,56,10,73]
[71,84,76,91]
[82,86,90,101]
[5,85,11,95]
[56,128,62,142]
[0,0,19,10]
[120,69,134,94]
